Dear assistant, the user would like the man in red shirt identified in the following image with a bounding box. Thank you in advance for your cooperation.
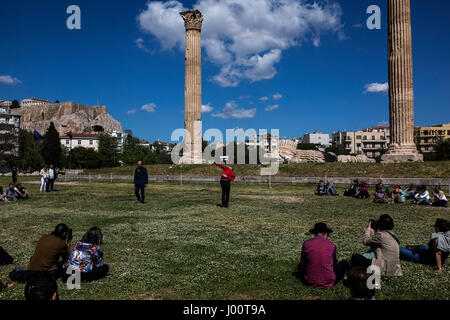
[294,223,349,288]
[214,161,235,208]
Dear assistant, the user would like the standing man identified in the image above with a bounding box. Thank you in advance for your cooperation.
[214,161,235,208]
[11,167,18,185]
[134,160,148,204]
[46,164,56,192]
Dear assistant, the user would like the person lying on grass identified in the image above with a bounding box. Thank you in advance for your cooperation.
[400,219,449,274]
[65,226,109,282]
[293,222,349,288]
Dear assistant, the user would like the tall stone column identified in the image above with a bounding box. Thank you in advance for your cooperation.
[382,0,423,163]
[180,10,203,164]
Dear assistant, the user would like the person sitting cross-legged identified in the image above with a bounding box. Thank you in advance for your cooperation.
[354,182,370,199]
[5,183,17,202]
[400,219,449,273]
[314,180,326,196]
[15,183,29,200]
[293,223,349,288]
[413,185,433,206]
[65,227,109,282]
[344,180,359,197]
[392,184,406,204]
[432,186,448,208]
[9,224,72,283]
[326,179,339,196]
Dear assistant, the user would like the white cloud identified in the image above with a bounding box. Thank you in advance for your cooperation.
[265,104,279,111]
[212,101,256,119]
[202,103,213,113]
[141,102,157,113]
[126,109,138,115]
[137,0,345,87]
[259,96,269,102]
[364,82,389,94]
[377,120,389,127]
[272,93,282,101]
[0,75,21,85]
[135,38,153,54]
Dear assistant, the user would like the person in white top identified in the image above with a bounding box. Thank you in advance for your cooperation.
[433,186,448,208]
[40,165,49,192]
[413,185,432,206]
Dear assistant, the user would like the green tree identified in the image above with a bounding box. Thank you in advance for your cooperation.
[434,138,450,160]
[41,122,62,166]
[71,147,103,169]
[324,146,350,156]
[98,133,119,167]
[18,129,44,171]
[9,100,20,109]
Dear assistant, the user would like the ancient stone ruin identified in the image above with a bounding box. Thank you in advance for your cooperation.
[18,101,122,136]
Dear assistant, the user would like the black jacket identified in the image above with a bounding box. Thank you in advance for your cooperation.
[134,166,148,185]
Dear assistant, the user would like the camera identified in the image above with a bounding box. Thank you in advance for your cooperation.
[369,219,378,230]
[66,228,73,243]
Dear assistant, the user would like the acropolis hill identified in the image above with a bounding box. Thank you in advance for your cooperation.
[18,101,122,135]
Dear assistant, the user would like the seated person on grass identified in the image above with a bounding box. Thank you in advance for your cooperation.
[15,183,29,200]
[0,187,8,202]
[392,184,406,204]
[354,182,370,199]
[375,180,391,198]
[432,186,448,208]
[24,273,58,301]
[9,223,72,283]
[351,215,402,277]
[5,183,17,201]
[326,179,339,196]
[314,180,326,196]
[404,184,417,200]
[66,227,109,282]
[413,185,433,206]
[400,219,449,273]
[344,180,359,197]
[344,266,376,301]
[293,223,349,288]
[373,188,389,204]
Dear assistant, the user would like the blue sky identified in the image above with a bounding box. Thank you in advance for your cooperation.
[1,0,449,143]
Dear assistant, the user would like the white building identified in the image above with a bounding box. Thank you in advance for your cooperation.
[332,126,390,158]
[246,133,279,153]
[0,107,21,156]
[60,133,99,151]
[0,100,12,108]
[21,98,51,108]
[302,132,331,147]
[111,130,127,151]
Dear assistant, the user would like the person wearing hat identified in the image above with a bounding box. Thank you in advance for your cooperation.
[392,184,405,204]
[294,222,349,288]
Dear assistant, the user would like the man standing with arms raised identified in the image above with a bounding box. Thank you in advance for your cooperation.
[134,161,148,204]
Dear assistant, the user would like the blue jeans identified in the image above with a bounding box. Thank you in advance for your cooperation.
[400,246,429,263]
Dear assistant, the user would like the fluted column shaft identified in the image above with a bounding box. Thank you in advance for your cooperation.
[387,0,417,152]
[181,10,203,164]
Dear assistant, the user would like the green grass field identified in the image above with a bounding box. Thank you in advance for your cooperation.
[84,161,450,178]
[0,177,449,300]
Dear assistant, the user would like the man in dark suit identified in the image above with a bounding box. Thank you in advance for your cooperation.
[134,160,148,204]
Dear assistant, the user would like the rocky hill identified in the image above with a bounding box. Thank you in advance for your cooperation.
[18,102,122,135]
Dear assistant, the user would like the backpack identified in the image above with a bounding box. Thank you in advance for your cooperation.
[0,246,14,265]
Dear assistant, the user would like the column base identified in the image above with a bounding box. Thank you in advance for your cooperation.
[381,152,423,163]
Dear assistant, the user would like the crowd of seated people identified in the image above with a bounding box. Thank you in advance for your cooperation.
[7,223,109,300]
[0,183,29,202]
[319,180,448,207]
[314,179,339,196]
[294,217,449,297]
